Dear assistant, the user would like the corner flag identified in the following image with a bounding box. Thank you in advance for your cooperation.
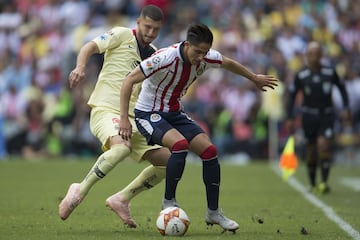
[279,135,298,181]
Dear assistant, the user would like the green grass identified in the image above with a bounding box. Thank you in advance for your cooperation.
[0,158,359,240]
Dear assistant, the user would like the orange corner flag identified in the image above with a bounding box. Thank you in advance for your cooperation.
[279,135,298,181]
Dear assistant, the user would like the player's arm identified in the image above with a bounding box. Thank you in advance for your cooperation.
[333,70,351,123]
[119,66,146,140]
[69,41,100,88]
[285,74,300,133]
[221,55,278,91]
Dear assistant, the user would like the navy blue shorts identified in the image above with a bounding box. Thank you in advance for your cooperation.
[134,109,204,145]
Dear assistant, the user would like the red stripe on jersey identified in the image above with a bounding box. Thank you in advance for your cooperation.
[157,58,180,111]
[152,69,171,108]
[147,61,173,78]
[152,68,172,111]
[204,57,222,64]
[168,63,191,112]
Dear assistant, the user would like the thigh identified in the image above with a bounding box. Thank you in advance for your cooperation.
[130,128,164,162]
[90,107,120,151]
[165,111,204,142]
[135,110,175,146]
[302,113,319,143]
[142,147,170,166]
[318,113,335,139]
[189,133,213,156]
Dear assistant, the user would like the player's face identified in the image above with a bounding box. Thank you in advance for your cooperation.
[184,41,211,65]
[306,48,321,65]
[306,42,322,66]
[137,16,162,45]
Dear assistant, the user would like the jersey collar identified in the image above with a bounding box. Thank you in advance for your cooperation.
[178,41,190,64]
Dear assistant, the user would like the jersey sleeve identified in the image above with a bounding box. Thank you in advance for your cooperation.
[286,73,301,119]
[204,49,223,68]
[92,27,132,53]
[332,69,349,109]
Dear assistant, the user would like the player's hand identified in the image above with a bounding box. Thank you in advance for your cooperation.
[69,67,86,88]
[253,74,278,91]
[285,119,295,135]
[119,117,132,141]
[341,109,352,126]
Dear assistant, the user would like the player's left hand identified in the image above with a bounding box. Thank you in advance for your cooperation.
[341,109,352,125]
[253,74,278,91]
[118,117,132,141]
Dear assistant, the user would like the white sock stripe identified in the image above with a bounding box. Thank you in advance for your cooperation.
[201,156,218,161]
[172,149,189,154]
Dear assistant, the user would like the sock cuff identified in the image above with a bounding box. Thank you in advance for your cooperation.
[200,145,217,161]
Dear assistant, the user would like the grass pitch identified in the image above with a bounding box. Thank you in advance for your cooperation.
[0,158,359,240]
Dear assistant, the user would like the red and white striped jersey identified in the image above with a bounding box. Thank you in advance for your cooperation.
[136,42,223,112]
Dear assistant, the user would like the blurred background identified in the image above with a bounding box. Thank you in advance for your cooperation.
[0,0,359,164]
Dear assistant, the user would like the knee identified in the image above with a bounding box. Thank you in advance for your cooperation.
[110,143,131,158]
[317,137,330,152]
[171,139,189,153]
[200,144,218,161]
[111,135,132,150]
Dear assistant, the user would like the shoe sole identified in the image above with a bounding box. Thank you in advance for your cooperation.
[205,220,239,233]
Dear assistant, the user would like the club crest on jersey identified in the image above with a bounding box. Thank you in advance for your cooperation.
[196,62,206,75]
[150,113,161,122]
[99,30,114,40]
[152,56,161,64]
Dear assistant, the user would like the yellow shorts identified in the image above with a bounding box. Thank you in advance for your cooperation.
[89,107,161,162]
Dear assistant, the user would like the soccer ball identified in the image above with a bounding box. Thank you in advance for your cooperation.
[156,207,190,236]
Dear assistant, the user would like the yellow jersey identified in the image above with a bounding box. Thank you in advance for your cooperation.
[88,27,156,116]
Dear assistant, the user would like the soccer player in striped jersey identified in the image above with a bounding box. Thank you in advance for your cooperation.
[59,5,170,228]
[119,23,278,232]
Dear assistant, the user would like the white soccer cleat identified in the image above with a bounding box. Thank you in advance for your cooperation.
[205,209,239,233]
[59,183,84,220]
[106,193,137,228]
[161,198,180,210]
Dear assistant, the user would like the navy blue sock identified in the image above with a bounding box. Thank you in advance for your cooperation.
[164,152,187,200]
[203,158,220,210]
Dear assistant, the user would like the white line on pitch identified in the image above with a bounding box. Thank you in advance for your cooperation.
[271,164,360,240]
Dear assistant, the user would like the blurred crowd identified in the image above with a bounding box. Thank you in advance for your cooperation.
[0,0,359,161]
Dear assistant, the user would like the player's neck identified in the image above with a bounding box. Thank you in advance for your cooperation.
[309,63,321,72]
[180,42,191,64]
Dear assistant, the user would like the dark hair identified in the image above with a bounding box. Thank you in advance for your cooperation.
[140,5,164,22]
[186,23,213,46]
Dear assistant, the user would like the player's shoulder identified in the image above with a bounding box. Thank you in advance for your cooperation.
[111,26,133,36]
[320,65,336,76]
[153,44,179,59]
[296,67,311,79]
[94,26,132,42]
[204,48,222,62]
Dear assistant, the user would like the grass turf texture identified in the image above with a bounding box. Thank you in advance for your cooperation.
[0,158,359,240]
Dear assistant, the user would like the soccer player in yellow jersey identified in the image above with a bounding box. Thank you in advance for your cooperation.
[58,5,169,228]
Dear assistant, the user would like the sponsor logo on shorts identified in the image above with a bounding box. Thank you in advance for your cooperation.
[150,113,161,122]
[112,118,120,124]
[112,118,120,130]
